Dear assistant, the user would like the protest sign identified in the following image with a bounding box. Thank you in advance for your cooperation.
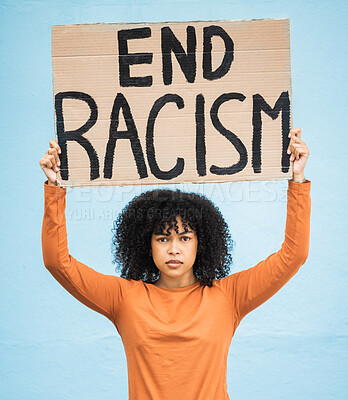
[52,18,292,187]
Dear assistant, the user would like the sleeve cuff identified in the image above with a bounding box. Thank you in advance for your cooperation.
[44,180,66,199]
[288,179,311,193]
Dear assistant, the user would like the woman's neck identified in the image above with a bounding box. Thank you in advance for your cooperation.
[154,274,198,289]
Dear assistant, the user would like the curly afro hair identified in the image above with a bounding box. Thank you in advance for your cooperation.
[112,189,233,287]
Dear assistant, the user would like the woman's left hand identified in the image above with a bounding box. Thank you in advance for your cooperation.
[287,128,310,181]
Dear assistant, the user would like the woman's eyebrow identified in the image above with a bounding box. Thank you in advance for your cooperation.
[153,230,194,236]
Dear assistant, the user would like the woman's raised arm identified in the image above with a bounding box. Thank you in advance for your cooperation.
[215,128,311,320]
[40,140,139,322]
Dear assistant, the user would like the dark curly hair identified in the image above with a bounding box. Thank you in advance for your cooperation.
[112,189,233,287]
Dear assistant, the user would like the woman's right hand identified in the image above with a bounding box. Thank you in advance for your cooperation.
[39,140,61,186]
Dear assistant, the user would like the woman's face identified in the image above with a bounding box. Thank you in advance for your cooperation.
[150,217,198,283]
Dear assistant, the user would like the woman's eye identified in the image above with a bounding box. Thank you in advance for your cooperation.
[157,236,191,242]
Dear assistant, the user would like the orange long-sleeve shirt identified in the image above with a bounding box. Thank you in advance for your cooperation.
[42,180,311,400]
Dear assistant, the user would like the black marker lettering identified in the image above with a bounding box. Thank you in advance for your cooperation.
[195,94,206,176]
[118,27,153,87]
[203,25,234,81]
[104,93,148,179]
[161,26,197,85]
[210,93,247,175]
[252,91,290,173]
[146,94,185,180]
[55,91,100,181]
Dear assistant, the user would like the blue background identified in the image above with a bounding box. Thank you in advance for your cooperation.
[1,0,347,399]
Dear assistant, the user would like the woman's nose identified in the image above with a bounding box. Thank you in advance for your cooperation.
[168,239,180,254]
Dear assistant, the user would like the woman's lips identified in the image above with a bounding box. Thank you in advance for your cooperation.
[166,261,183,268]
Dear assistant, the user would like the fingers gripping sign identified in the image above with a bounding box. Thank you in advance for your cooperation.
[39,140,62,186]
[286,128,310,180]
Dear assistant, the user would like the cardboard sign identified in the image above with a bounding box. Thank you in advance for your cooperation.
[52,19,292,187]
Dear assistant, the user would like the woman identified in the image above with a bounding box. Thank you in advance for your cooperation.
[40,128,310,400]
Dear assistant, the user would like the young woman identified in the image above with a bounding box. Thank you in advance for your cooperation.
[40,128,310,400]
